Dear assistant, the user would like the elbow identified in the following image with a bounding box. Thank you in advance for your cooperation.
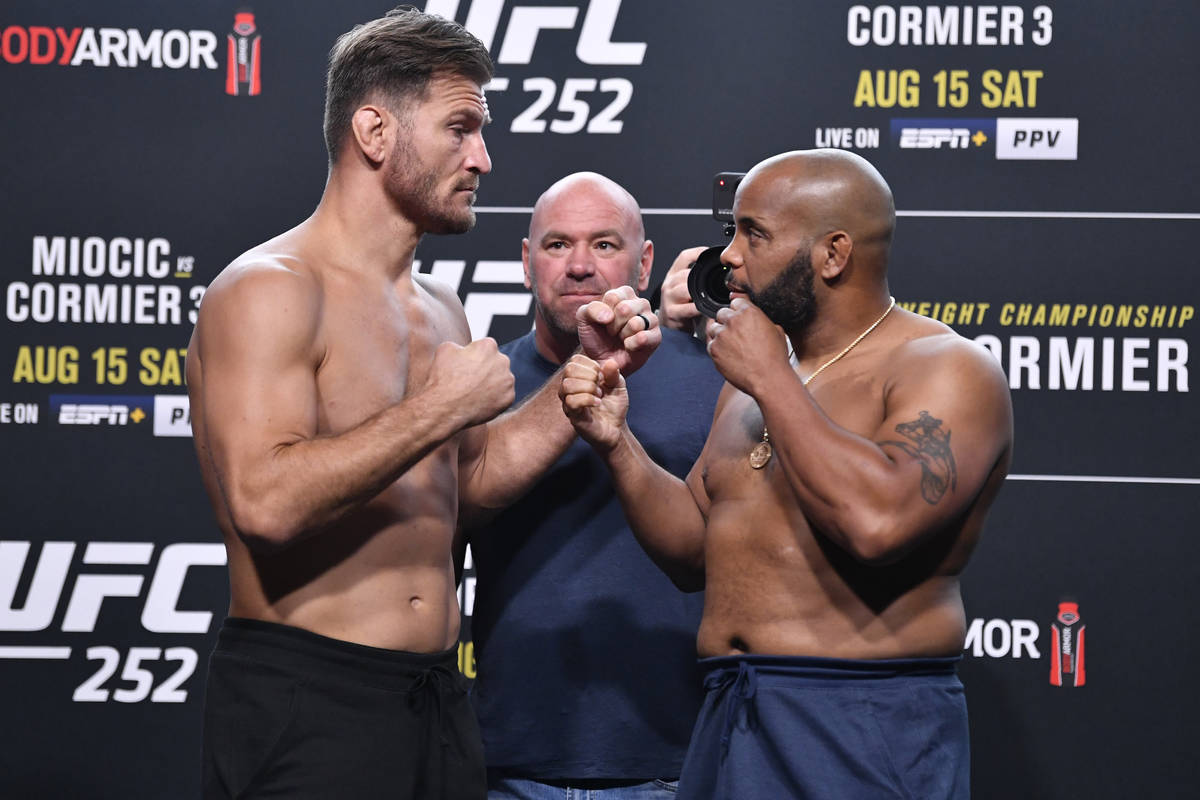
[835,512,908,567]
[850,540,905,567]
[237,529,292,557]
[226,492,302,555]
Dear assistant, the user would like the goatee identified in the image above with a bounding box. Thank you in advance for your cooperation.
[749,245,817,332]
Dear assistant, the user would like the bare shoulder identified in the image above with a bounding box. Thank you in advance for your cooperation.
[194,239,324,358]
[888,311,1008,393]
[414,273,471,343]
[881,311,1013,441]
[206,240,319,305]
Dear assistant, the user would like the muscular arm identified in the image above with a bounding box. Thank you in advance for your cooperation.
[455,373,576,521]
[192,264,505,553]
[458,286,662,520]
[561,356,717,591]
[756,335,1013,564]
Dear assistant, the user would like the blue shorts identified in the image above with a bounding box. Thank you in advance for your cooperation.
[676,655,969,800]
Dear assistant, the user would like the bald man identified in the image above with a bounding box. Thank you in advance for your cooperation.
[561,150,1013,799]
[468,173,724,799]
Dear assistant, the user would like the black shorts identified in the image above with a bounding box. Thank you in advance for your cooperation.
[201,618,485,799]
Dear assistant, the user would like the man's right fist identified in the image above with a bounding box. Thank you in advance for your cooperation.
[559,354,628,452]
[426,338,515,427]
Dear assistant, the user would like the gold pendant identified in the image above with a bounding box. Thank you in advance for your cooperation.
[749,440,772,470]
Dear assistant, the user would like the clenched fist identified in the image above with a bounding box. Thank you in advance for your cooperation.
[576,285,661,376]
[423,338,515,428]
[706,298,790,397]
[559,354,628,452]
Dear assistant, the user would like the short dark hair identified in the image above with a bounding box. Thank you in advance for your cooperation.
[323,6,493,162]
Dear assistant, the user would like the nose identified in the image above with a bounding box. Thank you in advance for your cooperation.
[466,131,492,175]
[565,249,596,278]
[720,237,743,273]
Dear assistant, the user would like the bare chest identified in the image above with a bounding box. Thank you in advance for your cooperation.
[702,373,888,502]
[313,287,463,436]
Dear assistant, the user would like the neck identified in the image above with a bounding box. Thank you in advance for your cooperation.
[788,286,894,374]
[531,316,579,365]
[309,166,424,283]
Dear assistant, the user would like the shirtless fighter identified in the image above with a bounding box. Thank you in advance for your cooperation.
[186,9,658,799]
[561,149,1013,799]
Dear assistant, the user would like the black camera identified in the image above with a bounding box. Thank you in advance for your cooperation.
[687,172,745,319]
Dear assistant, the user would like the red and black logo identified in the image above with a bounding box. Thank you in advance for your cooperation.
[1049,601,1086,687]
[225,9,260,96]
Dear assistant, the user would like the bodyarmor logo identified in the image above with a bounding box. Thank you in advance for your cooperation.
[1049,601,1086,687]
[963,617,1041,658]
[225,10,261,96]
[0,25,218,69]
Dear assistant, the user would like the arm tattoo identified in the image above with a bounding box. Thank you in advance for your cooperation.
[877,410,958,505]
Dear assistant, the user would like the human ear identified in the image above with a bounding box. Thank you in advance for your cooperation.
[350,105,387,164]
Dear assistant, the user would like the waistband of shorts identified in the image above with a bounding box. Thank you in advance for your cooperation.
[698,653,960,681]
[215,617,459,686]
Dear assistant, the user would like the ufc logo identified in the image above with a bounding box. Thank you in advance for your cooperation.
[425,0,646,65]
[1,541,225,634]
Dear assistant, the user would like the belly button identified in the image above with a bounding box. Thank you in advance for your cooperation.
[730,636,749,654]
[409,596,423,609]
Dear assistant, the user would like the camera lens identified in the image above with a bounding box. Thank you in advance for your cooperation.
[687,245,731,319]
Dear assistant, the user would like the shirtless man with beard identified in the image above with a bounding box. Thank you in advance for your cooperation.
[186,9,659,799]
[560,149,1012,799]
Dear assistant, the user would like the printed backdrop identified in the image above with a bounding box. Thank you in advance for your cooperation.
[1,2,1197,797]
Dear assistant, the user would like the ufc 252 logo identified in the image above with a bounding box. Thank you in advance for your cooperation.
[1,541,225,704]
[425,0,645,134]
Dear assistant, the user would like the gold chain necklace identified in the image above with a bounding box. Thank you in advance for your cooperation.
[749,296,896,470]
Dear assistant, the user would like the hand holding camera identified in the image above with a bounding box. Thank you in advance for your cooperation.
[656,246,708,337]
[653,173,745,334]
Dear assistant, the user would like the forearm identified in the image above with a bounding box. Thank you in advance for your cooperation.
[458,369,577,516]
[603,428,707,591]
[219,391,466,551]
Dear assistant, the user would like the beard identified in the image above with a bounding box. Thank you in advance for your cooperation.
[747,244,817,332]
[385,138,476,235]
[532,290,584,340]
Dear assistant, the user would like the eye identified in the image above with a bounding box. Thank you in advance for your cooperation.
[546,241,566,250]
[746,227,770,244]
[736,221,760,240]
[596,241,615,251]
